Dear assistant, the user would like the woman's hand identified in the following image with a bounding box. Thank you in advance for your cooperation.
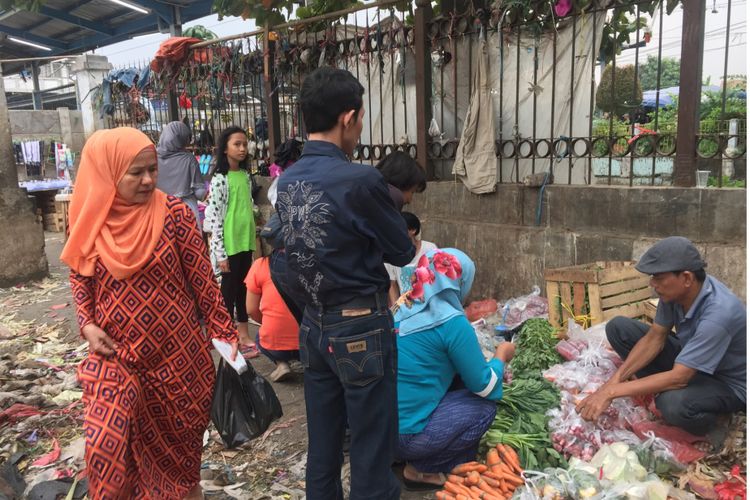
[229,341,239,361]
[81,324,117,356]
[494,342,516,363]
[218,259,230,273]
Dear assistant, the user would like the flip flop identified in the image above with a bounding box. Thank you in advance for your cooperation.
[240,344,260,359]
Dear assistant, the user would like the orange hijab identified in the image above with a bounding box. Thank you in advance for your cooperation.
[61,128,168,280]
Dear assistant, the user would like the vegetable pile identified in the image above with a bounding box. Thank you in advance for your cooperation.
[482,378,564,470]
[435,444,525,499]
[509,319,562,380]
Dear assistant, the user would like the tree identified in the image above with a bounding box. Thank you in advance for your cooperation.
[638,55,680,91]
[596,64,643,119]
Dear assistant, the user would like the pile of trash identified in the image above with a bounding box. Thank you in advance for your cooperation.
[0,280,88,499]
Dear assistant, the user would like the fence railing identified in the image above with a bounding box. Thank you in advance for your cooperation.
[102,0,746,187]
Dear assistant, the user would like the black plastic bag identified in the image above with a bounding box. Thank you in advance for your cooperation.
[211,359,283,449]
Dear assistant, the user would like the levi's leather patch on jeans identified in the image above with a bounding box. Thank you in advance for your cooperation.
[328,329,384,386]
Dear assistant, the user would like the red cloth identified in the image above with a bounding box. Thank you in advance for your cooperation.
[631,420,707,464]
[464,299,498,322]
[150,37,202,72]
[244,257,299,351]
[73,199,237,499]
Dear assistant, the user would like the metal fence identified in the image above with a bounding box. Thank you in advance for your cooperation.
[102,0,746,187]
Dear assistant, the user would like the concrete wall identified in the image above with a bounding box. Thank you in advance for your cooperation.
[10,108,84,180]
[408,183,747,302]
[0,76,48,286]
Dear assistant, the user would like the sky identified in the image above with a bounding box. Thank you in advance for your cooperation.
[90,1,747,83]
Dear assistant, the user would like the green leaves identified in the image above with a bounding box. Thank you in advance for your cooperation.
[509,319,562,379]
[482,377,563,470]
[595,64,643,119]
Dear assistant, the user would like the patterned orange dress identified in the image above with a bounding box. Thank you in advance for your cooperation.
[71,198,237,499]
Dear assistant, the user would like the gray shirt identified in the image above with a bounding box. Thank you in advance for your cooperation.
[655,275,746,402]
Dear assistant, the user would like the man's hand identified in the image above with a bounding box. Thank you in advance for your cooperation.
[577,388,614,421]
[81,324,117,356]
[218,260,230,273]
[495,342,516,363]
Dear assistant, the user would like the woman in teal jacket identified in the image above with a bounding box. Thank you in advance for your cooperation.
[394,248,516,490]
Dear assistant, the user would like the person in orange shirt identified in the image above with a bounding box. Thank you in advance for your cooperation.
[245,256,300,382]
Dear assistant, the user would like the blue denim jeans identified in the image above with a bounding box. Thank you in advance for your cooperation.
[300,300,400,500]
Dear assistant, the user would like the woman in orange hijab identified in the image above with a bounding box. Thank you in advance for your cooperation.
[62,127,238,499]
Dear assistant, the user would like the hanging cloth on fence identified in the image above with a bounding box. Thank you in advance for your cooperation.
[452,37,497,194]
[150,37,203,73]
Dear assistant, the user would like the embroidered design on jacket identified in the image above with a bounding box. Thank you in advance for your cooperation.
[277,181,332,306]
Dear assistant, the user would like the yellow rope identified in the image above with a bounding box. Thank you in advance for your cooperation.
[555,295,593,330]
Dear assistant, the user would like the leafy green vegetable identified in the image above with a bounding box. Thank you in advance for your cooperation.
[509,318,562,379]
[481,377,564,470]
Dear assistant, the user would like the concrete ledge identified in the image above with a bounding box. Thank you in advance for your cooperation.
[410,182,746,301]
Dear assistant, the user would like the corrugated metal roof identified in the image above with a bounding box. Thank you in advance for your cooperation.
[0,0,212,72]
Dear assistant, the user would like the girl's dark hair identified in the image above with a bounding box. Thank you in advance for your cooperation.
[214,126,249,175]
[376,151,427,193]
[275,139,303,170]
[401,211,421,235]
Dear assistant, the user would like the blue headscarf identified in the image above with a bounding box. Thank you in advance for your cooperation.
[394,248,475,336]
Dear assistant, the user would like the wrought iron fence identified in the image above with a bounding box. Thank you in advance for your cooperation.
[102,0,745,187]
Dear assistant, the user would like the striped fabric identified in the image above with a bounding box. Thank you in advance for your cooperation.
[397,389,497,473]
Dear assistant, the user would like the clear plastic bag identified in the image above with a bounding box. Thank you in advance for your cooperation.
[499,286,548,329]
[594,474,671,500]
[634,431,688,475]
[567,468,602,499]
[567,320,611,349]
[589,442,647,483]
[471,317,500,357]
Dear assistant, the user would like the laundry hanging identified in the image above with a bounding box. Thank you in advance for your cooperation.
[18,140,43,177]
[452,36,498,194]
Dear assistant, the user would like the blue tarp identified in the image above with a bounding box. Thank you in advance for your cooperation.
[641,85,744,109]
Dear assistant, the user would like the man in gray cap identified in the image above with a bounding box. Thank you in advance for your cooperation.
[577,237,746,443]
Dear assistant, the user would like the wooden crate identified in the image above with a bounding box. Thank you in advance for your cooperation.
[544,261,653,330]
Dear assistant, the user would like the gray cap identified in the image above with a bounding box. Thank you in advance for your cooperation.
[635,236,706,275]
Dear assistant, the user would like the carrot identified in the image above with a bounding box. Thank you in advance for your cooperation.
[483,470,502,480]
[465,471,481,486]
[486,448,501,467]
[450,462,480,475]
[470,485,502,500]
[435,492,456,500]
[498,444,523,474]
[479,474,501,489]
[496,471,524,487]
[477,479,504,497]
[448,474,467,484]
[498,479,510,496]
[494,445,513,471]
[456,496,469,500]
[444,480,476,498]
[444,481,467,495]
[491,460,513,476]
[451,462,487,475]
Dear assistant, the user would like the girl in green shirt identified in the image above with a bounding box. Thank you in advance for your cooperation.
[205,126,257,356]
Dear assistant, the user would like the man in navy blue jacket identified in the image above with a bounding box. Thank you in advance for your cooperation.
[276,67,415,499]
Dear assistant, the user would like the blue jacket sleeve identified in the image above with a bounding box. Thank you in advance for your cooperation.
[354,174,415,267]
[445,318,505,401]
